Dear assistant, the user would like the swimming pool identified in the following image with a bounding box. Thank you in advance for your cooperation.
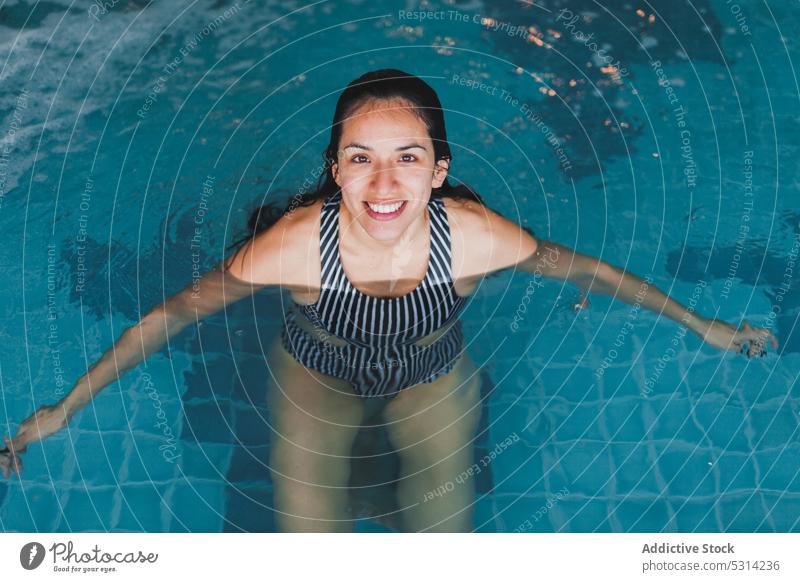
[1,0,798,532]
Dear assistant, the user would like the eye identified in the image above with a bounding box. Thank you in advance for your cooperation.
[399,154,417,162]
[351,154,369,163]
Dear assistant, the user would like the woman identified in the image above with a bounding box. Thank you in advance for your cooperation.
[1,70,778,532]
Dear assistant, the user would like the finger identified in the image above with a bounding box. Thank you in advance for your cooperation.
[1,454,12,478]
[748,335,761,356]
[770,332,779,349]
[749,329,775,352]
[5,435,22,454]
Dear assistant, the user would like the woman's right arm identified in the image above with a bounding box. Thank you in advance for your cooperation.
[4,226,285,465]
[59,255,266,417]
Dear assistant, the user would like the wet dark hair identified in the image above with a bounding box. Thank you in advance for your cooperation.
[228,68,485,252]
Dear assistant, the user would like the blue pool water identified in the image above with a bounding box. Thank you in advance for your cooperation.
[1,0,798,532]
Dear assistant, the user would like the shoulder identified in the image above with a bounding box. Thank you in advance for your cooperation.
[442,196,538,277]
[224,199,323,287]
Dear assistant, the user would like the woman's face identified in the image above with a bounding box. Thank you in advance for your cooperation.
[331,98,449,243]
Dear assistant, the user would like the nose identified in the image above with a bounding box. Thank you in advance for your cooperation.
[368,163,398,198]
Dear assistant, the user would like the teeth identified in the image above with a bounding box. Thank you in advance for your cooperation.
[367,201,403,214]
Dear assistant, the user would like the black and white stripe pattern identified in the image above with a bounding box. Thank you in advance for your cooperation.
[280,192,469,399]
[282,309,465,398]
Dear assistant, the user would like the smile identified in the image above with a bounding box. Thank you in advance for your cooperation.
[363,200,407,221]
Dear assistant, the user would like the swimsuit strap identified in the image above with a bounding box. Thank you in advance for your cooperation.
[426,195,456,285]
[318,193,343,291]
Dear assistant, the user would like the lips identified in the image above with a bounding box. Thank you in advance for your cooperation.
[363,200,407,221]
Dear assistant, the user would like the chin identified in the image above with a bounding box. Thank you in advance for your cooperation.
[360,220,407,241]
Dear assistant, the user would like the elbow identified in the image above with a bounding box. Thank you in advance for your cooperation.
[572,259,617,294]
[163,295,194,322]
[597,260,619,285]
[595,261,625,295]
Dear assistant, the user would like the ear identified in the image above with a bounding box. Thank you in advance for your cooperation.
[331,162,341,187]
[432,158,450,188]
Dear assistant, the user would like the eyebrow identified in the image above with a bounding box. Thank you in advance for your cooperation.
[342,142,428,152]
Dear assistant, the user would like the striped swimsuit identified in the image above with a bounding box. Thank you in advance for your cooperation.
[280,191,469,399]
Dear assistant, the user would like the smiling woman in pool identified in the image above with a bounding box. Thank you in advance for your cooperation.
[1,69,778,532]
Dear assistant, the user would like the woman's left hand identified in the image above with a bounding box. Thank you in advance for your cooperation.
[700,318,779,357]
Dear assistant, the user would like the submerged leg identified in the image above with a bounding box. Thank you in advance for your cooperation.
[266,336,365,532]
[382,354,482,532]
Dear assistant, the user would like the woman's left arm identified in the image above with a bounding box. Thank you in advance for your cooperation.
[520,239,778,358]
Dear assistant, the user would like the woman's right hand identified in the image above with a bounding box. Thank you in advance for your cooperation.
[1,402,72,477]
[1,436,24,478]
